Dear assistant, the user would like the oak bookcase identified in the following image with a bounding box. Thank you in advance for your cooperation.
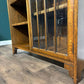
[7,0,80,84]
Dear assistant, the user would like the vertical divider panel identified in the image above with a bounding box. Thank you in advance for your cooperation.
[36,0,40,48]
[26,0,33,49]
[73,0,78,83]
[25,0,30,47]
[67,0,74,61]
[44,0,48,50]
[54,0,57,52]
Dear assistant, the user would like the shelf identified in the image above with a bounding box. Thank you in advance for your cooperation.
[11,0,27,17]
[14,43,30,51]
[12,21,28,27]
[34,3,67,16]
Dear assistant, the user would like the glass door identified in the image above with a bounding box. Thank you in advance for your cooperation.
[29,0,74,61]
[56,0,67,54]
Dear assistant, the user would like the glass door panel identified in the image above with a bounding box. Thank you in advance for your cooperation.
[47,12,54,51]
[46,0,54,9]
[39,14,45,49]
[38,0,44,11]
[31,0,45,49]
[31,0,67,54]
[31,0,38,48]
[56,0,67,54]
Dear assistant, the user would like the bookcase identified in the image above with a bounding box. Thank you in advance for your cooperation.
[7,0,78,84]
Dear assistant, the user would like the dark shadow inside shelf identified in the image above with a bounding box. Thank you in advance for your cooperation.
[13,25,28,37]
[11,0,27,18]
[11,0,26,8]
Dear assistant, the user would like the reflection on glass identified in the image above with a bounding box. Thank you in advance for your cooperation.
[46,0,54,9]
[47,12,54,51]
[31,0,38,48]
[38,0,44,11]
[39,15,45,49]
[31,0,45,49]
[56,0,67,54]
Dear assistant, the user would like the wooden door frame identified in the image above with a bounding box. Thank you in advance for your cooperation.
[73,0,78,83]
[27,0,75,63]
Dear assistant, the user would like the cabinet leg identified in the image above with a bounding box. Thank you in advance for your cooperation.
[73,66,77,84]
[64,64,74,79]
[64,64,78,84]
[13,47,17,54]
[74,77,77,84]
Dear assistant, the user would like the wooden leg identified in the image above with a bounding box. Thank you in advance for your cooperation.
[64,64,77,84]
[13,47,17,54]
[64,64,74,78]
[73,65,77,84]
[74,75,77,84]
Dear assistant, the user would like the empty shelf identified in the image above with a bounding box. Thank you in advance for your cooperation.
[14,43,30,51]
[12,21,28,27]
[34,3,67,16]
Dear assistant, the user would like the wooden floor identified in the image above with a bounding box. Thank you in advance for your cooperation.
[0,45,83,84]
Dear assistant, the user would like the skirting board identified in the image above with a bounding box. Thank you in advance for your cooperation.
[0,40,12,46]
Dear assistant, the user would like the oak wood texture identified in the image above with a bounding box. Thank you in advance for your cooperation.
[73,0,78,83]
[7,0,78,84]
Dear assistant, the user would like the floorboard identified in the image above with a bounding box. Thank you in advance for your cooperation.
[0,45,83,84]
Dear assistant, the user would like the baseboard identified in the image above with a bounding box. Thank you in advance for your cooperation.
[0,40,12,46]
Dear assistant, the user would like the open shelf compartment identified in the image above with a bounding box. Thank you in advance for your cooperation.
[12,23,29,49]
[10,0,27,24]
[14,43,30,50]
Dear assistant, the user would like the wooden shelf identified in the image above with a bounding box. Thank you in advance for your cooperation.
[12,21,28,27]
[34,3,67,16]
[14,43,29,51]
